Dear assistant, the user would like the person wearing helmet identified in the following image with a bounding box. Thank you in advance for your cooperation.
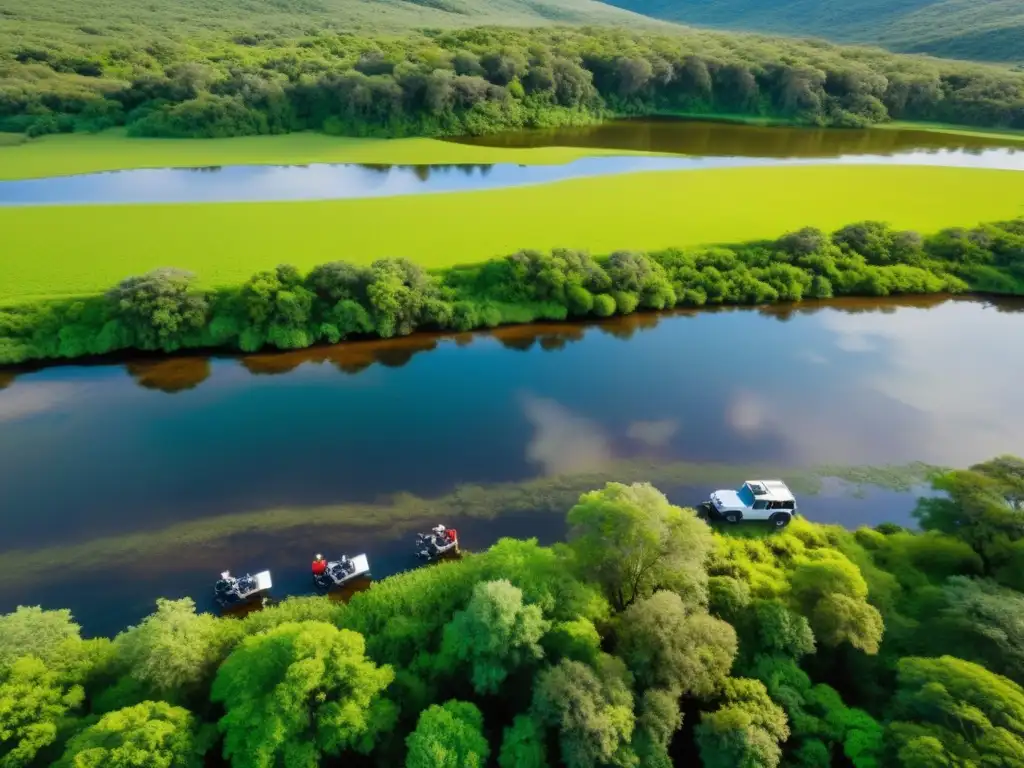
[311,554,327,577]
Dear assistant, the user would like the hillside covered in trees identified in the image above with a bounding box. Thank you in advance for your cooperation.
[604,0,1024,63]
[3,16,1024,139]
[2,457,1024,767]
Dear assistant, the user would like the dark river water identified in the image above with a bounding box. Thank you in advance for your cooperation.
[3,119,1024,205]
[2,296,1022,635]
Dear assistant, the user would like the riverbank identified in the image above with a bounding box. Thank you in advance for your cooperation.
[2,211,1022,366]
[0,130,667,182]
[4,165,1024,304]
[3,121,1024,181]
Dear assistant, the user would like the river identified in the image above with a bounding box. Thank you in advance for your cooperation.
[2,296,1022,635]
[2,119,1023,205]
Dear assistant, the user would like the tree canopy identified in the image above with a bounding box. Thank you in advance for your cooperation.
[405,700,490,768]
[440,579,549,695]
[567,482,713,610]
[210,621,396,768]
[53,701,212,768]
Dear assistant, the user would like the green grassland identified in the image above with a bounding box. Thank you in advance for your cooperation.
[0,131,664,181]
[3,164,1024,303]
[604,0,1024,62]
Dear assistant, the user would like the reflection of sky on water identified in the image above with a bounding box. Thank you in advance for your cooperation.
[3,298,1021,542]
[2,147,1024,205]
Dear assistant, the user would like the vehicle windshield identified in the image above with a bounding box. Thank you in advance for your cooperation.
[737,484,755,506]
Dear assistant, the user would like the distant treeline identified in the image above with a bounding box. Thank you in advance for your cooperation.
[5,26,1024,139]
[2,218,1023,366]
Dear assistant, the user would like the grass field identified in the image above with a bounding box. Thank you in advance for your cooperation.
[0,131,665,181]
[3,164,1024,303]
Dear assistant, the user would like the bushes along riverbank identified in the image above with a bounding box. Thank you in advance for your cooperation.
[3,457,1024,767]
[2,217,1023,367]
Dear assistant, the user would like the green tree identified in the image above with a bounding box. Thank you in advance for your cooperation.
[939,577,1024,683]
[532,656,635,768]
[440,579,549,695]
[617,590,737,696]
[108,269,208,351]
[631,688,682,768]
[914,457,1024,567]
[567,482,713,610]
[886,656,1024,765]
[789,553,884,654]
[0,656,84,767]
[498,714,547,768]
[210,621,396,768]
[752,599,816,658]
[54,701,212,768]
[695,677,790,768]
[543,618,601,665]
[112,598,241,703]
[406,700,490,768]
[0,607,81,671]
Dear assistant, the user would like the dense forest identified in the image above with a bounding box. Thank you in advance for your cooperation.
[3,217,1023,366]
[4,22,1024,140]
[2,457,1024,767]
[605,0,1024,64]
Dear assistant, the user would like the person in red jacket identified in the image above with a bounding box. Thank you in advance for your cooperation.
[312,554,327,576]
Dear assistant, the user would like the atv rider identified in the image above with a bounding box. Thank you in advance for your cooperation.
[312,554,327,577]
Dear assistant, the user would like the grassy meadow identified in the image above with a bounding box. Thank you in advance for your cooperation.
[2,164,1024,303]
[0,131,665,181]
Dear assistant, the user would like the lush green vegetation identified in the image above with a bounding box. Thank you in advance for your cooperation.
[605,0,1024,63]
[5,165,1024,303]
[3,215,1024,366]
[4,19,1024,143]
[3,455,1024,767]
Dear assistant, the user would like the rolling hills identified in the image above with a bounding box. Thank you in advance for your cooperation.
[603,0,1024,62]
[0,0,661,57]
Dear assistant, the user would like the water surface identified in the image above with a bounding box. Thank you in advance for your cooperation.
[2,296,1022,634]
[3,120,1023,205]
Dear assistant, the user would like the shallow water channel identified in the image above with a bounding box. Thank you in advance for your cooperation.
[2,296,1023,634]
[3,119,1024,205]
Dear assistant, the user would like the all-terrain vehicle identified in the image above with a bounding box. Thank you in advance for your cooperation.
[213,569,273,611]
[312,553,371,591]
[415,525,459,561]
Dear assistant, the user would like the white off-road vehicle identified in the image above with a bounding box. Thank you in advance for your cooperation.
[705,479,797,527]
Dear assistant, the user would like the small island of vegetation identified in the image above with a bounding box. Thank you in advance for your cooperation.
[2,455,1024,767]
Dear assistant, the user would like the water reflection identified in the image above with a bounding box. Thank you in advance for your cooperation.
[3,294,1024,631]
[126,358,211,393]
[4,120,1024,206]
[449,117,1024,156]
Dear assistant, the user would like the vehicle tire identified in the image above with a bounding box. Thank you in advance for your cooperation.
[724,512,741,524]
[770,513,791,528]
